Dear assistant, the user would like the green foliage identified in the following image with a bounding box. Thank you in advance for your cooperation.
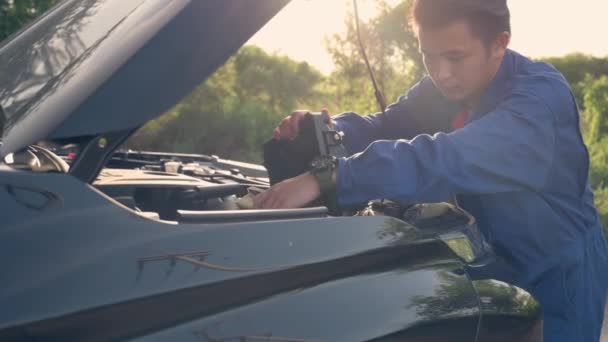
[540,54,608,109]
[233,47,323,113]
[127,46,324,162]
[580,77,608,236]
[0,0,60,42]
[543,54,608,86]
[588,137,608,189]
[324,0,423,114]
[584,76,608,143]
[593,187,608,235]
[588,138,608,237]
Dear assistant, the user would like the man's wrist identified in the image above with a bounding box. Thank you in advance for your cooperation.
[310,155,338,195]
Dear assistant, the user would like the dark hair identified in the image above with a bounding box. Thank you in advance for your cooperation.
[409,0,511,45]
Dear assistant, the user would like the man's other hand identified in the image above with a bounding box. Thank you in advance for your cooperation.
[272,109,333,140]
[253,172,321,209]
[272,110,309,140]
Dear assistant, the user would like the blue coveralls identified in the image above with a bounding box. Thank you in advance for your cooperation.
[333,49,608,341]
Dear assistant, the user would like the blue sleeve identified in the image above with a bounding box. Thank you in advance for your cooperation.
[336,81,557,206]
[332,77,442,155]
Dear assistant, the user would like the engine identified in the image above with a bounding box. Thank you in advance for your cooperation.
[95,158,271,221]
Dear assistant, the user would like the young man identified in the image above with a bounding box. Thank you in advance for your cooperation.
[254,0,608,340]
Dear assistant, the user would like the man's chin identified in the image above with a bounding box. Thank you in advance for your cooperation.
[440,90,467,102]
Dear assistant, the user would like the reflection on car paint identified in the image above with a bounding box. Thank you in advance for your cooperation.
[137,251,278,276]
[194,328,319,342]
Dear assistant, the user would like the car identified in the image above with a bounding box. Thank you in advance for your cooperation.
[0,0,542,341]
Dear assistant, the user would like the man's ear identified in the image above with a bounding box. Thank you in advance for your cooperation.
[492,31,511,60]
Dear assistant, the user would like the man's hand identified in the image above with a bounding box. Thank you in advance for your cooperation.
[253,172,321,209]
[272,110,307,140]
[272,109,333,140]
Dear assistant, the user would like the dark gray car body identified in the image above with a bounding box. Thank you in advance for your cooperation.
[0,1,542,341]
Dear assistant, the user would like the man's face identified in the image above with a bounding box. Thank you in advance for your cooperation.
[417,19,508,106]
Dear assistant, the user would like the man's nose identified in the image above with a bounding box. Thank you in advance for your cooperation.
[435,60,453,82]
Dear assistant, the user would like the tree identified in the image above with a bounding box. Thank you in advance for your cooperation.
[581,76,608,235]
[584,76,608,143]
[540,54,608,109]
[233,46,323,114]
[324,0,423,114]
[542,54,608,87]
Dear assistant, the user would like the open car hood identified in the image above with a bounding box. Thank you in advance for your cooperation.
[0,0,290,157]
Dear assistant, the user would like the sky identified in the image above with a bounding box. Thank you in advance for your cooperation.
[248,0,608,74]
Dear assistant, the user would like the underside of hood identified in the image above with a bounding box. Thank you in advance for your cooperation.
[0,0,290,157]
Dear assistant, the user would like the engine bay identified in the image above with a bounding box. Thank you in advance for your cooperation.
[91,112,349,222]
[94,157,276,222]
[3,113,471,232]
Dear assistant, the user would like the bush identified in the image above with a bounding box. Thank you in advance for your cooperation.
[593,187,608,237]
[582,77,608,236]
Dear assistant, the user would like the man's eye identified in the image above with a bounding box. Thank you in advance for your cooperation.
[447,55,464,63]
